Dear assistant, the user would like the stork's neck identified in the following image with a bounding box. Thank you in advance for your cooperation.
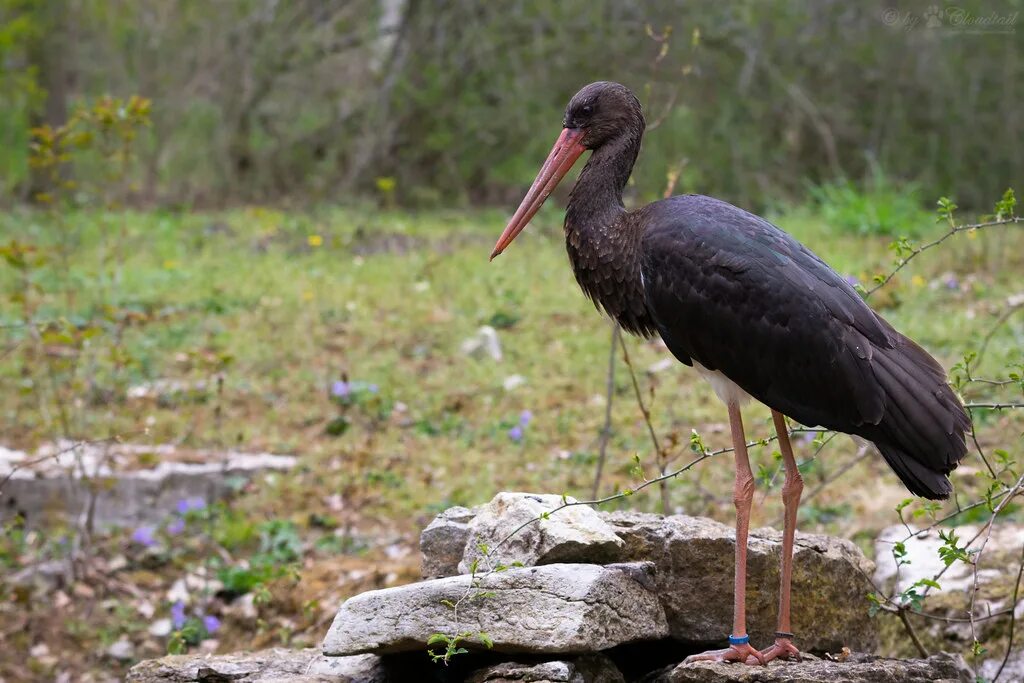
[562,126,655,338]
[565,129,642,230]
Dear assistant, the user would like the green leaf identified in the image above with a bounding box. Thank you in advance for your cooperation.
[936,196,958,223]
[478,632,494,649]
[994,188,1017,220]
[427,633,450,645]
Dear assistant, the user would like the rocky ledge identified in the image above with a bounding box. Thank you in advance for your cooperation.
[417,492,877,653]
[128,492,976,682]
[127,648,972,683]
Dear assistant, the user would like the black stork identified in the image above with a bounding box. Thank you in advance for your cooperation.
[490,81,970,665]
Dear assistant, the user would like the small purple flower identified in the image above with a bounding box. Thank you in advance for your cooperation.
[131,526,156,547]
[945,276,959,290]
[202,615,221,634]
[519,410,533,426]
[508,425,524,442]
[171,601,187,629]
[368,383,379,394]
[167,518,185,535]
[801,431,816,444]
[175,498,206,515]
[330,380,350,398]
[843,274,859,287]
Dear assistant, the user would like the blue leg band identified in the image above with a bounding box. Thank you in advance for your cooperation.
[728,634,750,646]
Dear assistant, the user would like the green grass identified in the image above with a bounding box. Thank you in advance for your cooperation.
[3,201,1022,521]
[1,197,1023,677]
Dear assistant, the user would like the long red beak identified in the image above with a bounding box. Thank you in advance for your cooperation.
[490,127,587,260]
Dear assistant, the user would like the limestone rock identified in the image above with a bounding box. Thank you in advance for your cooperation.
[874,523,1024,655]
[322,562,668,656]
[874,523,1024,598]
[457,493,623,574]
[601,511,878,653]
[461,325,503,361]
[420,505,476,578]
[467,654,625,683]
[645,652,972,683]
[0,441,295,527]
[107,637,136,661]
[126,648,384,682]
[978,649,1024,682]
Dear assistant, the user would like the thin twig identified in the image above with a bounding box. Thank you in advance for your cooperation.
[975,299,1024,368]
[899,609,929,658]
[591,323,620,499]
[968,472,1024,643]
[966,402,1024,410]
[619,340,670,514]
[865,217,1022,296]
[994,540,1024,682]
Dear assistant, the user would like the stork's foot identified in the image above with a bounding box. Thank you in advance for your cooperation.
[684,642,766,666]
[746,636,801,665]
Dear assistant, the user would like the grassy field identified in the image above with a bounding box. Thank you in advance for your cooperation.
[1,196,1022,679]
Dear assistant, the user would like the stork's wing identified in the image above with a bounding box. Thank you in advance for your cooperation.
[638,195,968,498]
[639,194,890,429]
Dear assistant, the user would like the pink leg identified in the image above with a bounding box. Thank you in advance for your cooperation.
[750,411,803,663]
[685,402,765,665]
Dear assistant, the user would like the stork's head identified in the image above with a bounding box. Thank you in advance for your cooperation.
[490,81,644,260]
[562,81,644,150]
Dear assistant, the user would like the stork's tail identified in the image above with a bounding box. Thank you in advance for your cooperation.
[869,333,971,500]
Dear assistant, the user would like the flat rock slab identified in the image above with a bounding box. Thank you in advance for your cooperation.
[126,648,384,682]
[467,654,625,683]
[0,441,295,527]
[646,652,972,683]
[323,562,668,656]
[601,512,878,653]
[457,493,624,575]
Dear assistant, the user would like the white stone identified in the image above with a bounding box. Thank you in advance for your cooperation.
[107,638,135,661]
[166,579,189,604]
[874,524,1024,595]
[457,492,624,575]
[460,325,503,361]
[148,619,173,638]
[503,374,526,390]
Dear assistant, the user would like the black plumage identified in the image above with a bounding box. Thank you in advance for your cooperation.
[497,81,969,500]
[637,195,970,498]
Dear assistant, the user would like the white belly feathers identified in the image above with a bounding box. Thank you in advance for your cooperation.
[693,361,752,407]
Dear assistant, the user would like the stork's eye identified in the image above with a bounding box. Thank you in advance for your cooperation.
[581,104,594,115]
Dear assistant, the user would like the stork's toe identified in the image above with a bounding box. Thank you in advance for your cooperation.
[684,642,767,666]
[746,636,801,665]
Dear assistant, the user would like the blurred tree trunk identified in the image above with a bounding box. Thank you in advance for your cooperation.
[338,0,414,195]
[25,0,70,202]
